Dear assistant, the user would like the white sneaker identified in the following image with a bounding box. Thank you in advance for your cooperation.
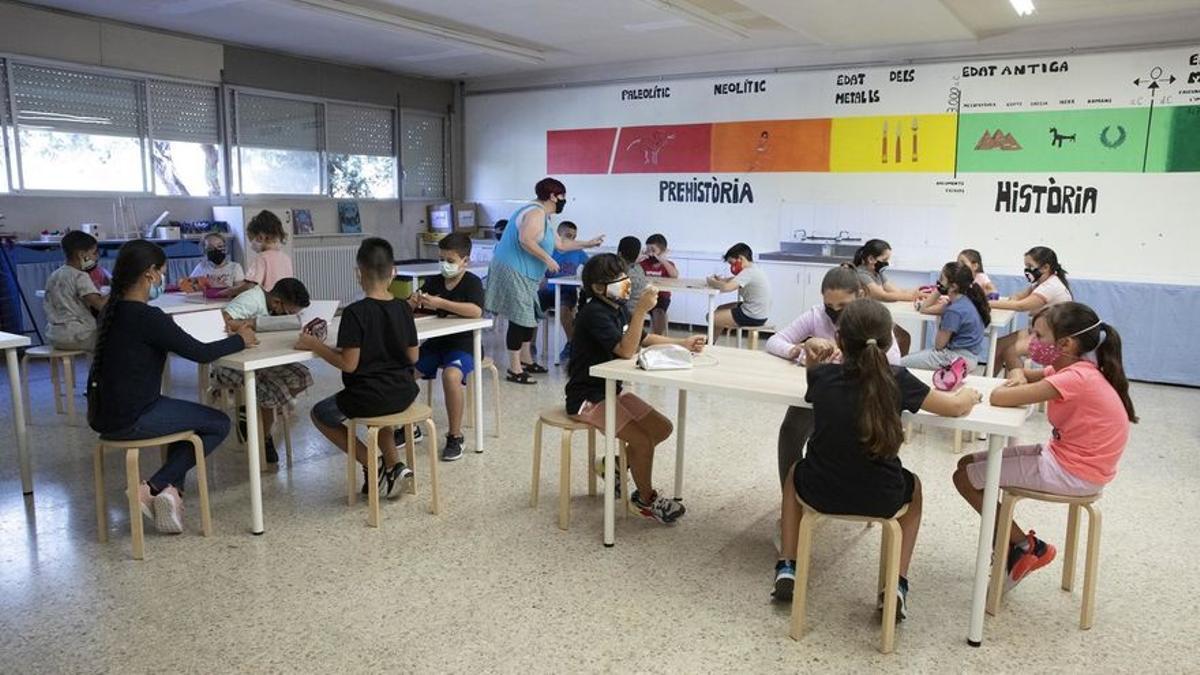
[153,486,184,534]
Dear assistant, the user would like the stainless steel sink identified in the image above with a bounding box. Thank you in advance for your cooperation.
[830,243,861,258]
[779,241,824,256]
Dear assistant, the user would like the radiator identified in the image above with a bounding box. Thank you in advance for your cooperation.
[294,245,360,305]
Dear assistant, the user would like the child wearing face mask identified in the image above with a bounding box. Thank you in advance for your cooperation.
[44,230,108,351]
[767,265,902,488]
[957,248,997,298]
[989,246,1072,376]
[852,239,927,356]
[87,240,255,534]
[638,233,679,336]
[566,253,705,524]
[953,301,1135,595]
[707,242,772,336]
[409,232,485,462]
[225,210,294,298]
[901,261,989,371]
[191,232,245,291]
[214,277,313,464]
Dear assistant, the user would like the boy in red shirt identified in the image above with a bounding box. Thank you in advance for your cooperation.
[638,234,679,335]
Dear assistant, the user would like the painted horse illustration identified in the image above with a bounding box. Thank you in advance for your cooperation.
[1049,127,1076,148]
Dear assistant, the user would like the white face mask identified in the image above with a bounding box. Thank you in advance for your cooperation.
[440,260,460,278]
[605,279,631,302]
[251,240,265,253]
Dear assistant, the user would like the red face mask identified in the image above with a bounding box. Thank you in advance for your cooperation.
[729,260,744,275]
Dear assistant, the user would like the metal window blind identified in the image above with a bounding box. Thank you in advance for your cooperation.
[327,103,394,157]
[401,112,446,199]
[11,63,142,137]
[235,93,320,151]
[148,80,219,144]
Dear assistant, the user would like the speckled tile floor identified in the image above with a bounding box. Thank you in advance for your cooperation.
[1,331,1197,673]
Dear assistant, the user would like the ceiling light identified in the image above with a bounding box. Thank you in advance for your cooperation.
[636,0,750,40]
[285,0,545,63]
[1009,0,1036,17]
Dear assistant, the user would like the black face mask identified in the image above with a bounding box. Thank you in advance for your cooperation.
[1024,267,1041,283]
[824,304,842,324]
[554,197,566,214]
[875,260,889,273]
[936,282,949,295]
[206,249,226,265]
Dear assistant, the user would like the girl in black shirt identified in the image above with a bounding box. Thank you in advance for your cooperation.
[88,240,254,535]
[772,299,981,620]
[565,254,705,524]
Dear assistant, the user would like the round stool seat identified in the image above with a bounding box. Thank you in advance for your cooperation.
[25,345,87,358]
[353,403,434,427]
[99,430,198,448]
[1004,487,1100,505]
[797,497,909,522]
[538,406,590,431]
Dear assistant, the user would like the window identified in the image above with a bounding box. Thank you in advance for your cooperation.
[327,103,396,199]
[401,111,447,199]
[233,92,322,195]
[148,80,222,197]
[10,63,145,192]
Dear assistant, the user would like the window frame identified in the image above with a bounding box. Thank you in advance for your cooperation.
[399,107,449,201]
[0,53,225,198]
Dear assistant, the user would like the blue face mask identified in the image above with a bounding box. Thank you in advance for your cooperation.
[148,273,164,300]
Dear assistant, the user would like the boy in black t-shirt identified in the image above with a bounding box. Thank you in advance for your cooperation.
[298,237,420,497]
[410,232,485,461]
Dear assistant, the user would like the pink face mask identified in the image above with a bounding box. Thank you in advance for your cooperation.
[1027,337,1062,366]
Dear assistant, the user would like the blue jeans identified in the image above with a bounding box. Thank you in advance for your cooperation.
[102,396,230,491]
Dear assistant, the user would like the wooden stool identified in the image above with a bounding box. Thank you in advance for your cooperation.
[21,345,86,424]
[987,487,1102,629]
[734,325,775,350]
[423,356,502,440]
[346,404,439,527]
[93,431,213,560]
[790,498,908,654]
[530,406,628,530]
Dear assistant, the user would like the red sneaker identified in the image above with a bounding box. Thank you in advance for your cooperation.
[1006,531,1056,593]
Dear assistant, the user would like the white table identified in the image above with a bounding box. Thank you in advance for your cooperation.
[590,345,1031,647]
[885,301,1017,375]
[214,314,493,535]
[394,263,489,290]
[547,276,726,365]
[151,293,230,315]
[1,331,33,495]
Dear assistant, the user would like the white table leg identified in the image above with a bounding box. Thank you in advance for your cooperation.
[706,296,716,345]
[673,389,687,500]
[244,370,264,535]
[552,282,562,366]
[603,377,617,547]
[7,349,32,495]
[968,433,1005,646]
[472,328,484,453]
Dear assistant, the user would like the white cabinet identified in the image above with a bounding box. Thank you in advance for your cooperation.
[758,262,807,329]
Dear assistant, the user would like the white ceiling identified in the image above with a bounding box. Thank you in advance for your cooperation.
[18,0,1200,84]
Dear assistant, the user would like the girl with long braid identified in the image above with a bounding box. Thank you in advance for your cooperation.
[87,240,256,534]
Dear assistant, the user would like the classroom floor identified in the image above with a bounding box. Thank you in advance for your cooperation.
[1,330,1196,673]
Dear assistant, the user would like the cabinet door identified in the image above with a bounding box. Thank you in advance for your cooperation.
[756,262,802,328]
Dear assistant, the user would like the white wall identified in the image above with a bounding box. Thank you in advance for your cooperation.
[465,43,1200,285]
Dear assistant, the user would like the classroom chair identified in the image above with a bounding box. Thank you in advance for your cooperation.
[208,386,294,467]
[987,487,1103,630]
[93,431,213,560]
[789,498,907,654]
[345,404,439,527]
[21,345,87,424]
[529,406,629,530]
[422,356,501,439]
[734,325,775,350]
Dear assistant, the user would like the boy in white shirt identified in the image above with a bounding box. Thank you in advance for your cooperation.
[190,232,245,290]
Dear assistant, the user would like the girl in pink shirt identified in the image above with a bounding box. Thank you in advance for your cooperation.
[225,210,294,297]
[953,301,1137,593]
[956,248,997,297]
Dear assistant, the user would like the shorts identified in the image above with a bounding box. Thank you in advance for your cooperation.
[964,443,1103,497]
[731,303,768,327]
[416,347,475,384]
[571,391,654,436]
[312,394,348,428]
[652,295,671,312]
[538,286,579,312]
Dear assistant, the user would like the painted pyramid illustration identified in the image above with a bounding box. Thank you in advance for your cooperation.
[974,129,1022,151]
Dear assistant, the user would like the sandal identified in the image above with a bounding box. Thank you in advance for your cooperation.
[506,370,537,385]
[522,362,549,374]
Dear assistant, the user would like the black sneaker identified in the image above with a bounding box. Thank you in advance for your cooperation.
[593,456,624,498]
[441,434,464,462]
[264,436,279,464]
[394,425,424,446]
[383,462,414,499]
[772,560,796,601]
[236,406,247,443]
